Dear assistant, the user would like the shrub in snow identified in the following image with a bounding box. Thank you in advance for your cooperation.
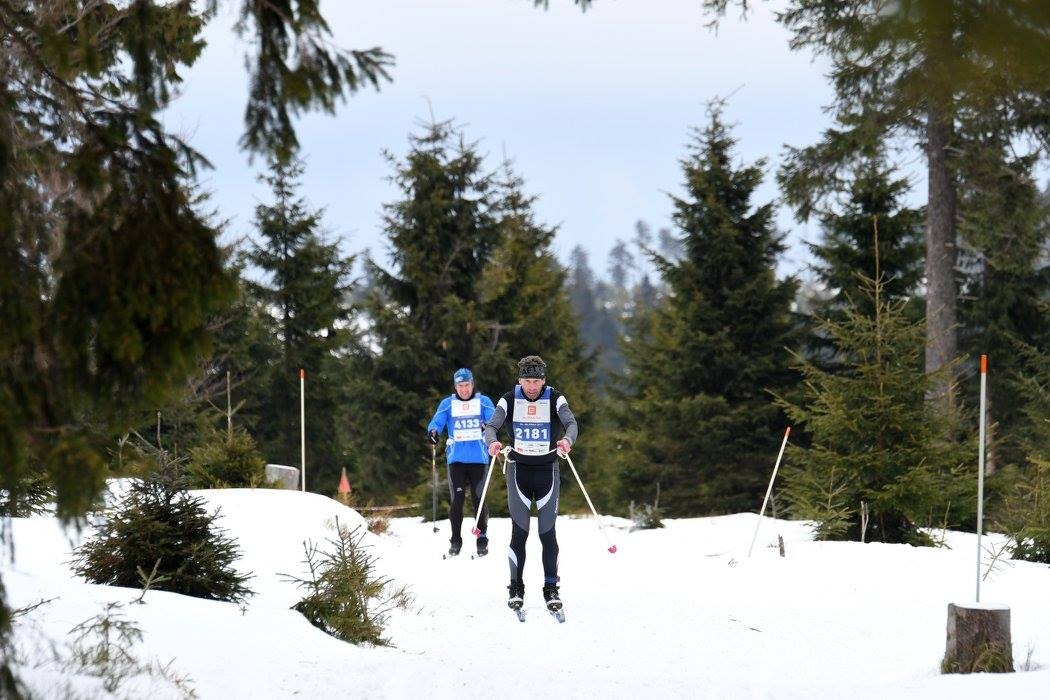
[285,518,410,646]
[185,428,270,489]
[629,501,665,530]
[998,456,1050,564]
[70,452,253,604]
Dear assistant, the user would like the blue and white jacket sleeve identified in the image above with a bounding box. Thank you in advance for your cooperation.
[427,397,452,437]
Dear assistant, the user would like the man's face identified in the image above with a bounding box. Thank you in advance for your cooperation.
[455,381,474,400]
[519,377,545,400]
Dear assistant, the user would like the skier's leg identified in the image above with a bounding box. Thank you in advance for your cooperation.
[506,462,531,583]
[535,462,561,584]
[447,462,468,549]
[467,463,489,539]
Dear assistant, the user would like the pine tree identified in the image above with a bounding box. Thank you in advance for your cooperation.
[704,0,1050,408]
[244,158,358,493]
[806,158,925,321]
[778,264,971,544]
[476,162,598,511]
[566,247,619,390]
[615,105,799,516]
[957,143,1050,470]
[1,4,392,685]
[478,161,595,400]
[351,120,502,500]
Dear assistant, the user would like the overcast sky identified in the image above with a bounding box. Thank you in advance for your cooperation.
[162,0,836,280]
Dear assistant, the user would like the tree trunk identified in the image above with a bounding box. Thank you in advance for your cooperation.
[942,603,1013,674]
[925,102,958,409]
[923,0,959,411]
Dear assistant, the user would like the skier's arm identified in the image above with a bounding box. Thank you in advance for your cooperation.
[483,396,508,450]
[556,394,578,448]
[427,397,451,441]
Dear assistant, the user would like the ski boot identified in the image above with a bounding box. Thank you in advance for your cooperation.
[542,583,562,612]
[447,539,462,557]
[476,537,489,557]
[507,580,525,610]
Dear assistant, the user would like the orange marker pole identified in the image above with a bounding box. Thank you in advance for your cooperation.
[976,355,988,602]
[749,426,792,558]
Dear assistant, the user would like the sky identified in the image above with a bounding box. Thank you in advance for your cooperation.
[5,485,1050,698]
[161,0,836,280]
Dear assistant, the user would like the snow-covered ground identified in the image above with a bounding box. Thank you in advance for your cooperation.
[3,487,1049,698]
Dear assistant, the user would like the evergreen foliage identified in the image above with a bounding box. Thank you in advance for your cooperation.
[566,246,620,390]
[478,161,596,404]
[957,145,1050,469]
[717,0,1050,405]
[615,105,799,516]
[806,158,925,323]
[0,1,391,675]
[0,468,55,519]
[566,223,672,394]
[995,341,1050,562]
[71,451,254,604]
[352,120,502,499]
[286,520,410,646]
[353,122,594,502]
[778,266,971,544]
[186,428,270,489]
[999,456,1050,564]
[244,157,359,493]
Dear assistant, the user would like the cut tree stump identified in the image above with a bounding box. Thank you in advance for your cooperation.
[942,602,1013,674]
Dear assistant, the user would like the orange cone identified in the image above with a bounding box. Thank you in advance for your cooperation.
[338,467,351,495]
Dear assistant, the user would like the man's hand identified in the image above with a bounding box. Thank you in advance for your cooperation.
[428,429,438,445]
[556,438,571,455]
[488,441,503,457]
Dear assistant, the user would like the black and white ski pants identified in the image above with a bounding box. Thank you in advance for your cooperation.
[506,461,560,586]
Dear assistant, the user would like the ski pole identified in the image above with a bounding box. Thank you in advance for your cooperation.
[559,449,617,554]
[431,443,439,533]
[748,426,791,558]
[471,448,507,537]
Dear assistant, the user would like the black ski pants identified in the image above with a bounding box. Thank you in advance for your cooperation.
[447,461,489,544]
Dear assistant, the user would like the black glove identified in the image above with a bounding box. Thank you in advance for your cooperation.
[428,429,439,444]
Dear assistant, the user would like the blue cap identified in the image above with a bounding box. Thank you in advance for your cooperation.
[453,368,473,384]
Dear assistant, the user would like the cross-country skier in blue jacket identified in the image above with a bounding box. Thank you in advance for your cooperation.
[427,368,496,557]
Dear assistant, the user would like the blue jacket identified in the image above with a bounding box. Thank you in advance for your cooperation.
[428,392,496,465]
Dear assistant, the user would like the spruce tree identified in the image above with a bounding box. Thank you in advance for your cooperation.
[705,0,1050,408]
[957,143,1050,470]
[778,265,971,544]
[476,163,598,510]
[478,161,595,403]
[566,247,620,391]
[0,4,392,685]
[616,105,799,516]
[806,158,925,321]
[245,157,358,493]
[351,120,502,499]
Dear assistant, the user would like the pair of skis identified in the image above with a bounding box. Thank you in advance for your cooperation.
[511,603,565,623]
[441,549,488,560]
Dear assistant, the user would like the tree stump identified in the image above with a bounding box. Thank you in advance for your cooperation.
[942,603,1013,674]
